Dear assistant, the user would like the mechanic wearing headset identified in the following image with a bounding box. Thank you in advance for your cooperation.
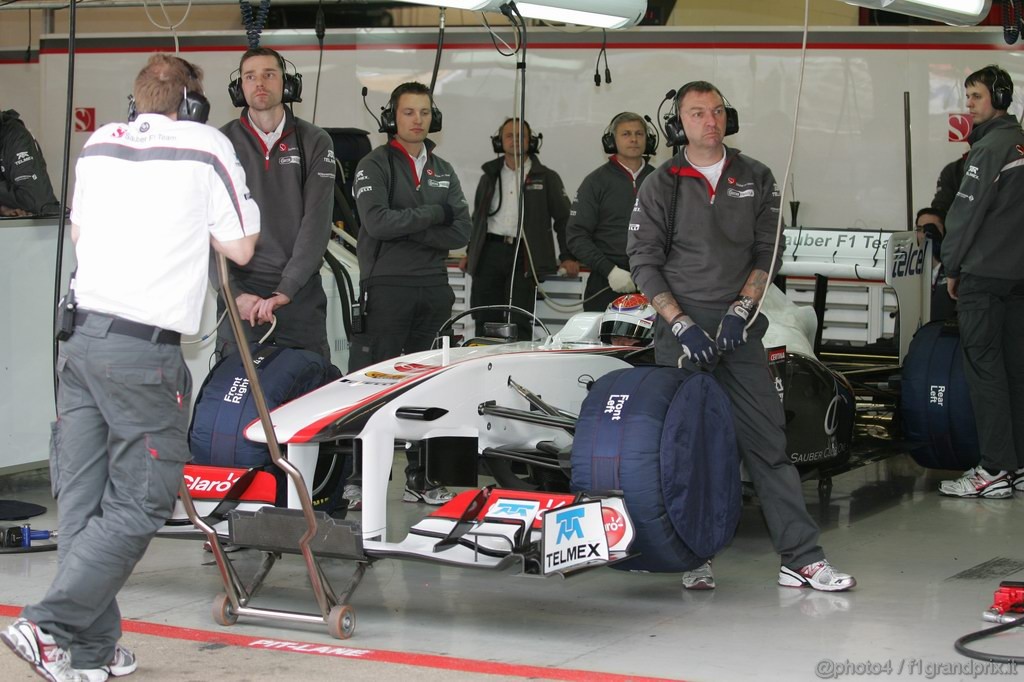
[460,118,577,340]
[939,65,1024,499]
[627,80,856,593]
[218,46,335,361]
[2,55,259,681]
[0,108,59,216]
[567,111,655,313]
[350,81,471,505]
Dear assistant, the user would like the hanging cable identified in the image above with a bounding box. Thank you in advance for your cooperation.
[52,0,78,405]
[593,29,611,86]
[141,0,193,53]
[748,0,811,329]
[428,7,446,94]
[311,0,326,124]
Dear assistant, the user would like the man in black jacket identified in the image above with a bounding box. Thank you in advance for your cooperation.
[218,47,335,360]
[462,118,576,340]
[0,109,59,216]
[567,112,655,312]
[939,65,1024,499]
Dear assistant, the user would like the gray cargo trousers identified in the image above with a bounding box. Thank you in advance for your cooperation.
[24,314,191,669]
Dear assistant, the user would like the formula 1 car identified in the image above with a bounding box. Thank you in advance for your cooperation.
[166,229,928,639]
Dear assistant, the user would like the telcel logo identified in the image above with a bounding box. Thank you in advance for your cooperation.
[891,243,924,279]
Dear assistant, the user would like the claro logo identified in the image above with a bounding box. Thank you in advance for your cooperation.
[949,114,972,142]
[184,470,239,493]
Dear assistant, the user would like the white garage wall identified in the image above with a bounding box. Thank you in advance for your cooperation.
[23,26,1009,232]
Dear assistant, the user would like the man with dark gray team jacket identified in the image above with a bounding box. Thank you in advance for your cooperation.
[628,80,855,593]
[567,111,655,312]
[218,47,335,360]
[350,81,471,505]
[939,65,1024,499]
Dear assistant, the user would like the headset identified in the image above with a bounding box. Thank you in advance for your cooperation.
[127,57,210,124]
[379,85,443,136]
[491,119,542,155]
[664,81,739,147]
[227,50,303,108]
[601,112,658,156]
[983,64,1014,111]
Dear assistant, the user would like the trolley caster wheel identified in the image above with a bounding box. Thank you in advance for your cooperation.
[327,604,356,639]
[212,593,238,626]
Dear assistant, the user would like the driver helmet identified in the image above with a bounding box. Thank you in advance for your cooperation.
[600,294,656,346]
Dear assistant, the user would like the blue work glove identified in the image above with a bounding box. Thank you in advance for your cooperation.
[716,297,756,353]
[671,315,718,369]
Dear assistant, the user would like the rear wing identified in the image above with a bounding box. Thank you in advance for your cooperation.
[779,228,931,364]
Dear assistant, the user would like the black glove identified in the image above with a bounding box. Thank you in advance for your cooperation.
[671,315,718,369]
[716,296,755,353]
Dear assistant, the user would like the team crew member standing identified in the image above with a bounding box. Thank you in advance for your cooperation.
[627,80,855,592]
[1,54,259,682]
[939,65,1024,499]
[462,118,576,340]
[567,112,655,312]
[0,108,60,216]
[350,81,471,504]
[218,47,334,360]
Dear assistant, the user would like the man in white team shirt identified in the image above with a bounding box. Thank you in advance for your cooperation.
[1,54,259,682]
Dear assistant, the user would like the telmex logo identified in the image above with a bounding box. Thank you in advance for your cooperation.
[555,507,585,544]
[948,114,971,142]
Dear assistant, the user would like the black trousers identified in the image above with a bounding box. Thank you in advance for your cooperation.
[470,239,539,341]
[957,273,1024,471]
[217,274,330,361]
[583,272,620,313]
[348,282,455,490]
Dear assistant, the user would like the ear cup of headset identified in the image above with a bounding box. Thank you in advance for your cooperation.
[228,77,246,108]
[601,130,617,155]
[282,72,303,104]
[725,107,740,136]
[179,91,211,124]
[989,67,1012,110]
[429,104,443,133]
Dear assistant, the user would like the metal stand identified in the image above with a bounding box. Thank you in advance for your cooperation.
[178,254,370,639]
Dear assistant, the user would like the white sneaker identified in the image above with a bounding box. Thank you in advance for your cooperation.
[403,486,455,505]
[1012,468,1024,494]
[104,644,136,677]
[342,484,362,511]
[681,561,715,590]
[939,467,1012,499]
[778,560,856,592]
[0,617,94,682]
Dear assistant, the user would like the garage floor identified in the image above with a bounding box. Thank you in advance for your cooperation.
[1,455,1021,682]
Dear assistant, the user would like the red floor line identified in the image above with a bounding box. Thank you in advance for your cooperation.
[0,603,683,682]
